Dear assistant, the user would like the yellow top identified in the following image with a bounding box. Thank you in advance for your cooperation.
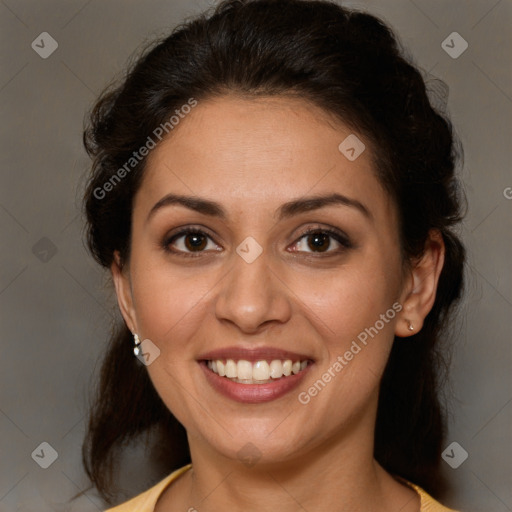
[104,463,459,511]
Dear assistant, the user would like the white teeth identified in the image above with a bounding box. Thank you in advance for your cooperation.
[252,361,270,381]
[237,360,253,380]
[207,358,309,382]
[269,360,283,379]
[225,359,237,378]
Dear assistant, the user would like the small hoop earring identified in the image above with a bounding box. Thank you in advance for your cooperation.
[133,333,141,356]
[407,320,414,332]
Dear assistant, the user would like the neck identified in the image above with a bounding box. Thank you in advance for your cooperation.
[159,411,419,512]
[190,439,381,511]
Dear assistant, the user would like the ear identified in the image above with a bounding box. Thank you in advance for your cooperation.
[111,250,138,334]
[395,229,445,337]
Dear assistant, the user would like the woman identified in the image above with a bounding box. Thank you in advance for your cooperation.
[81,0,466,510]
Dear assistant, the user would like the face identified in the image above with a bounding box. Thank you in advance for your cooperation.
[112,95,441,468]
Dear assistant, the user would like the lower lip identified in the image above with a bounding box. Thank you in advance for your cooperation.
[199,361,313,404]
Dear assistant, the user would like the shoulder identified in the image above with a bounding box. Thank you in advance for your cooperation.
[408,482,460,512]
[104,464,192,512]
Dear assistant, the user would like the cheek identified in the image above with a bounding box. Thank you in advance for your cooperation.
[287,257,402,397]
[291,263,398,338]
[128,263,214,427]
[293,274,399,418]
[130,261,214,352]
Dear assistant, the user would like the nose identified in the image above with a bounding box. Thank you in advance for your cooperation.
[214,248,292,334]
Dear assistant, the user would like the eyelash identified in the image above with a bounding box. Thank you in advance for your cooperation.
[162,226,353,259]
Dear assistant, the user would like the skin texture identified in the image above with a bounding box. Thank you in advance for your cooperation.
[111,95,445,512]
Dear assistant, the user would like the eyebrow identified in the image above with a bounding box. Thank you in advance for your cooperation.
[146,192,372,223]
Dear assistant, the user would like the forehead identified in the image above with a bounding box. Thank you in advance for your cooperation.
[137,95,392,220]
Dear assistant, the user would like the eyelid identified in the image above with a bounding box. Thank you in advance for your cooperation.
[162,226,222,257]
[289,225,353,254]
[294,224,351,244]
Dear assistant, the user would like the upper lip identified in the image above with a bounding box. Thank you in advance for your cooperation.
[197,346,314,363]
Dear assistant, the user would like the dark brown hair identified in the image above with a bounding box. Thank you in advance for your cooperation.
[81,0,465,504]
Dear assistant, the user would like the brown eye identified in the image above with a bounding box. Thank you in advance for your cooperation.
[164,228,220,256]
[183,232,208,251]
[291,228,352,255]
[306,232,331,252]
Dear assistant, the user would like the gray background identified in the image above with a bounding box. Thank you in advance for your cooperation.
[1,0,510,511]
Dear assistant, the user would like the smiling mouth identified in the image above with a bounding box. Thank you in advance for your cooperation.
[204,358,311,384]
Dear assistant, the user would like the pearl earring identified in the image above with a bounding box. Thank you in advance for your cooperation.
[407,320,414,332]
[133,333,141,356]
